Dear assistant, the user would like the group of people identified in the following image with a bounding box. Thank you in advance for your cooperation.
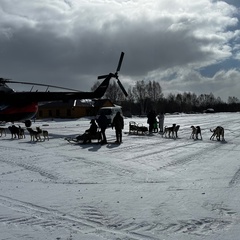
[77,109,164,144]
[147,110,165,133]
[78,111,124,144]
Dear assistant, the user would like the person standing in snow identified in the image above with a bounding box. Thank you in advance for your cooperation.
[158,112,165,133]
[147,110,156,133]
[97,112,108,144]
[112,111,124,143]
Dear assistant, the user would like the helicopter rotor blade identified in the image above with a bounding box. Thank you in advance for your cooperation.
[116,52,124,72]
[117,79,128,97]
[2,79,80,92]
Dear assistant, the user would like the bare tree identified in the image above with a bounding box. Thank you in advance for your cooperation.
[147,81,163,102]
[132,80,148,114]
[228,96,239,104]
[105,81,125,104]
[132,80,163,114]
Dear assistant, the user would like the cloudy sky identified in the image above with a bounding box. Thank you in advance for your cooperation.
[1,0,240,101]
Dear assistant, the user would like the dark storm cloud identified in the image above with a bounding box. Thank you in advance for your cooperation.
[0,0,240,101]
[222,0,240,7]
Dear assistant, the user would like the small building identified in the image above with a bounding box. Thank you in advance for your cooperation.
[37,99,114,119]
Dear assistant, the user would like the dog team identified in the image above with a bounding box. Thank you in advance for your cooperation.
[0,125,49,142]
[161,124,224,141]
[145,111,224,141]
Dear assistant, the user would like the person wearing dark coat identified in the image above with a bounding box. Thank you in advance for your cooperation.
[147,110,157,133]
[97,112,108,144]
[85,119,98,135]
[112,111,124,143]
[77,119,98,143]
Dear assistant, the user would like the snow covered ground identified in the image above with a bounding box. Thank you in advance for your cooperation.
[1,112,240,240]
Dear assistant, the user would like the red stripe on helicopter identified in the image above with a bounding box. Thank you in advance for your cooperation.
[1,103,38,114]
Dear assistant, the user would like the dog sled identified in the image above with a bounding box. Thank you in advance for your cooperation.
[129,121,148,135]
[65,130,102,144]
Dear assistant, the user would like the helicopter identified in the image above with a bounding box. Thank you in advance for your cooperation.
[0,52,128,127]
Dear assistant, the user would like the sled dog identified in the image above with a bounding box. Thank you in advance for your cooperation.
[174,125,180,138]
[8,125,20,138]
[0,127,6,137]
[210,126,224,141]
[18,126,25,139]
[27,128,41,141]
[36,127,49,141]
[163,124,176,138]
[190,126,202,140]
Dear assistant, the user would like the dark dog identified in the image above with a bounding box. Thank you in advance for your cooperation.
[27,128,41,141]
[190,126,202,140]
[8,125,20,138]
[18,126,25,139]
[174,125,180,138]
[163,124,176,138]
[196,126,202,140]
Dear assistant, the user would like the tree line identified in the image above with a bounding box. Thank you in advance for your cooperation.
[91,80,240,115]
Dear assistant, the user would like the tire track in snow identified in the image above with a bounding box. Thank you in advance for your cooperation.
[0,194,232,238]
[158,141,224,170]
[77,158,135,177]
[108,216,233,237]
[157,217,232,235]
[223,129,240,187]
[0,195,160,240]
[124,141,198,161]
[0,157,58,180]
[229,167,240,187]
[202,201,237,217]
